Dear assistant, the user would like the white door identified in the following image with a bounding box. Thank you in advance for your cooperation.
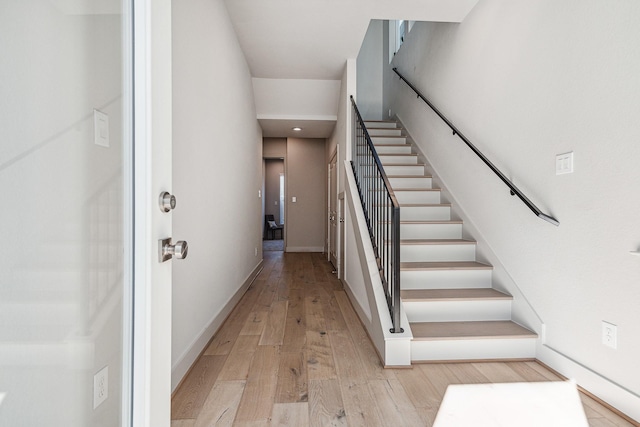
[328,150,338,270]
[2,1,135,426]
[0,1,174,426]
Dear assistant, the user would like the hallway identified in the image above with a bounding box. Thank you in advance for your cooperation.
[170,251,634,426]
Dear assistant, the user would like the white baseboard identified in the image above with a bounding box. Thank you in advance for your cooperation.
[171,260,264,392]
[285,246,324,252]
[538,344,640,423]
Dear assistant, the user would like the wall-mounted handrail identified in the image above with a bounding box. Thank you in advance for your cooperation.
[393,67,559,226]
[350,95,403,333]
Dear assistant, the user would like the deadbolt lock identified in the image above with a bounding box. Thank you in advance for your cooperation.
[159,191,177,212]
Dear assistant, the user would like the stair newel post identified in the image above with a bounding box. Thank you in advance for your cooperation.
[391,203,402,333]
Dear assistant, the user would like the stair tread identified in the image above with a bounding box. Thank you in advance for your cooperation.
[399,220,462,225]
[374,144,411,147]
[400,261,491,270]
[411,320,537,340]
[400,238,475,245]
[393,188,440,191]
[399,203,451,207]
[382,163,425,166]
[402,288,512,301]
[387,174,432,178]
[380,153,416,157]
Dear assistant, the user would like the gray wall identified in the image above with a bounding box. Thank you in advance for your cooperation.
[389,0,640,409]
[171,0,263,388]
[356,20,384,120]
[286,138,327,252]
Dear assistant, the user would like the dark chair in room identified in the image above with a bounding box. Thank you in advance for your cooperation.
[264,214,283,240]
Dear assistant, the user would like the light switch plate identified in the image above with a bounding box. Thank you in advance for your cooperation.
[94,109,110,148]
[556,152,573,175]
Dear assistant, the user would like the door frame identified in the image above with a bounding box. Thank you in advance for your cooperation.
[131,0,173,426]
[327,147,339,273]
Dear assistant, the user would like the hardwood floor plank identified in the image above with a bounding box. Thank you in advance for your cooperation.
[218,335,260,381]
[234,345,280,423]
[271,402,310,427]
[329,329,367,384]
[259,300,288,346]
[308,379,347,427]
[445,363,491,384]
[305,330,337,380]
[527,361,565,381]
[193,380,245,427]
[305,294,328,333]
[339,381,384,427]
[471,361,526,383]
[239,310,269,336]
[507,361,561,382]
[334,290,390,380]
[281,315,307,353]
[368,378,424,426]
[171,420,195,427]
[171,355,227,419]
[580,394,637,427]
[275,352,309,403]
[394,367,440,411]
[204,320,244,356]
[323,294,348,332]
[418,364,464,397]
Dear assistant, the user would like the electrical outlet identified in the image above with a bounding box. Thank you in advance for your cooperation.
[254,247,257,257]
[602,321,617,349]
[93,366,109,409]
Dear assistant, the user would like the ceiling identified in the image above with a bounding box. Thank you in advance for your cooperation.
[224,0,479,136]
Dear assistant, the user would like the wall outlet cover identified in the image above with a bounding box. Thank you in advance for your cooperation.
[93,366,109,409]
[602,321,617,349]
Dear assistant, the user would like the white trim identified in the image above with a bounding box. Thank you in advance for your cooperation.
[256,114,338,121]
[285,246,325,252]
[171,261,263,390]
[538,344,640,422]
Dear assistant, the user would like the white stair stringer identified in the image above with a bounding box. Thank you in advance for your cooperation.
[366,122,537,363]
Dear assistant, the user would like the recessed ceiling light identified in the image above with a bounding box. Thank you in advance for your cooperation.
[292,127,302,131]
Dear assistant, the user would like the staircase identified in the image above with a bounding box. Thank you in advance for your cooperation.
[363,120,537,363]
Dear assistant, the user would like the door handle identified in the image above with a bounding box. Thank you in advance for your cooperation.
[159,238,188,262]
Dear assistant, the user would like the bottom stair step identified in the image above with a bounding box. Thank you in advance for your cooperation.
[411,320,536,340]
[410,321,538,362]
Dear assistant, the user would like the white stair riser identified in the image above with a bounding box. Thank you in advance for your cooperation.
[375,145,412,154]
[400,205,450,221]
[389,177,432,188]
[367,128,402,136]
[384,165,424,176]
[403,300,512,322]
[400,222,461,239]
[410,337,537,362]
[381,155,418,165]
[400,269,492,289]
[399,243,476,262]
[371,137,407,145]
[395,191,441,204]
[364,121,397,129]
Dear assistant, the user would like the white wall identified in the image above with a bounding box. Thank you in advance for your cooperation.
[253,78,340,120]
[390,0,640,416]
[171,0,263,390]
[356,20,384,120]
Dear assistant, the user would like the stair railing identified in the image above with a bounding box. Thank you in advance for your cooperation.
[350,95,403,333]
[393,68,559,226]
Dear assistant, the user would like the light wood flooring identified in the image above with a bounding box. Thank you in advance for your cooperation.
[171,251,637,427]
